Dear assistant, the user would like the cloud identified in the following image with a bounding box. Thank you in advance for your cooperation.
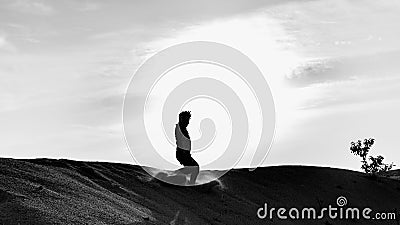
[0,35,16,52]
[77,2,102,12]
[268,0,400,58]
[288,58,333,84]
[7,0,55,16]
[298,76,400,110]
[287,50,400,87]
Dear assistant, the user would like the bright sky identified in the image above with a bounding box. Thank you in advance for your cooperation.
[1,0,400,171]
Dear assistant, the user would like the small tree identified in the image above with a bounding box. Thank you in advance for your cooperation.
[350,138,395,175]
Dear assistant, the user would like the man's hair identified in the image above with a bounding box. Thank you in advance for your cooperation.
[179,111,191,123]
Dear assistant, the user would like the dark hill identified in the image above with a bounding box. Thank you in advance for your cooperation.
[1,158,399,224]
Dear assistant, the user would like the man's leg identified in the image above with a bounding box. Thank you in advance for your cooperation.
[176,149,191,175]
[188,156,199,185]
[175,166,198,185]
[175,167,191,175]
[188,165,199,185]
[176,150,199,185]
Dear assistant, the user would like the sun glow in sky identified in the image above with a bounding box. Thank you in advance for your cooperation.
[1,0,400,171]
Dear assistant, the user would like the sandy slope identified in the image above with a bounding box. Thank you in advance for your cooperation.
[0,158,399,225]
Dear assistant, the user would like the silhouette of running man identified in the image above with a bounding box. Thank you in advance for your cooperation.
[175,111,199,185]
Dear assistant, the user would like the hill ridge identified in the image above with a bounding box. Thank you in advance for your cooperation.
[1,157,399,224]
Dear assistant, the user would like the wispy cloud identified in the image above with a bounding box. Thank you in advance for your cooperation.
[7,0,55,16]
[77,2,102,12]
[287,50,400,87]
[0,35,16,52]
[299,76,400,110]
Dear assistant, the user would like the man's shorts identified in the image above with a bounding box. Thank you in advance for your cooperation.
[176,148,199,167]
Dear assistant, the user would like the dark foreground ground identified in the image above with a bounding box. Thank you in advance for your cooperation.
[0,158,399,225]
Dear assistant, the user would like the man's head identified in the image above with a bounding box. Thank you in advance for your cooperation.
[178,111,191,127]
